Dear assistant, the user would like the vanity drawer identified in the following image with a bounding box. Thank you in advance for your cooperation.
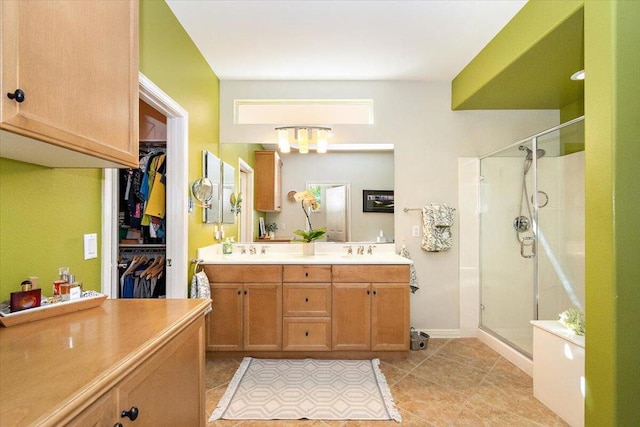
[332,265,410,283]
[283,317,331,351]
[283,284,331,317]
[203,265,282,283]
[283,265,332,282]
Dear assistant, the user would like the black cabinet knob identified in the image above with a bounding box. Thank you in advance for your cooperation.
[6,89,25,103]
[305,272,309,277]
[121,406,139,421]
[237,290,241,295]
[305,297,309,302]
[373,290,377,295]
[244,290,247,295]
[305,331,309,336]
[367,290,370,295]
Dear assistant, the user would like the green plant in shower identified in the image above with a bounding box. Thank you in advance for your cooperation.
[558,308,585,336]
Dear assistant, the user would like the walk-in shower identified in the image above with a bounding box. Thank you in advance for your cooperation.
[479,117,585,357]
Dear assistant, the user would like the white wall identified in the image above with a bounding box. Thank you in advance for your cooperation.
[266,151,394,242]
[220,80,558,332]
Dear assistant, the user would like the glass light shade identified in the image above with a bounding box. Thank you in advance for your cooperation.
[297,128,309,154]
[277,128,290,153]
[316,129,328,153]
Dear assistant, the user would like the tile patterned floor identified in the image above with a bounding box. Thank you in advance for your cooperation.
[205,338,569,426]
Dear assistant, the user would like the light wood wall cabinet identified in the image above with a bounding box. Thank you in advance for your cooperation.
[283,265,332,351]
[332,265,410,351]
[254,150,283,211]
[0,0,139,168]
[205,265,283,351]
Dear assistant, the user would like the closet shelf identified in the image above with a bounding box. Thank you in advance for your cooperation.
[119,244,166,249]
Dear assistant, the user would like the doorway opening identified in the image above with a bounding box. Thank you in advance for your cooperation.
[101,72,189,298]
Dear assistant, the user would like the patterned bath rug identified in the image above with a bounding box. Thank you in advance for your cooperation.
[209,357,401,422]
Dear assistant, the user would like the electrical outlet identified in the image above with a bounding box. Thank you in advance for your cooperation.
[84,233,98,260]
[412,225,420,237]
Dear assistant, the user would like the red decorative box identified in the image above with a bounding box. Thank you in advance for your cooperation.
[10,289,42,313]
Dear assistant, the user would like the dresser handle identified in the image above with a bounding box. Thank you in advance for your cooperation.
[305,331,309,336]
[305,272,309,277]
[121,406,139,421]
[305,297,309,302]
[7,89,25,103]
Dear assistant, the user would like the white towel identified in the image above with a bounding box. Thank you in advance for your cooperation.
[190,270,212,314]
[399,244,419,294]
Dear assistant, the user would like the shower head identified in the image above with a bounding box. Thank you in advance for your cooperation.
[520,146,546,160]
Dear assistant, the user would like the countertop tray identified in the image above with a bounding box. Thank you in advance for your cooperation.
[0,293,107,327]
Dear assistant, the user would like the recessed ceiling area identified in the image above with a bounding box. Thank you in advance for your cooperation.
[452,3,584,110]
[166,0,527,81]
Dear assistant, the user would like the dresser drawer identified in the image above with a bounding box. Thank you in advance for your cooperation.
[283,317,331,351]
[283,284,331,317]
[203,265,282,283]
[332,265,410,282]
[283,265,332,282]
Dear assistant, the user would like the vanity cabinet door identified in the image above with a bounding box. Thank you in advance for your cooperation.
[207,283,243,351]
[0,0,139,168]
[331,283,371,351]
[243,283,282,351]
[371,283,410,351]
[116,319,204,426]
[67,391,115,427]
[254,150,282,211]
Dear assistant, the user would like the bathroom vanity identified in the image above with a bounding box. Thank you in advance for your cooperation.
[198,243,412,359]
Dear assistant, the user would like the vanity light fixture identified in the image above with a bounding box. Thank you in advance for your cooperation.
[275,126,332,154]
[570,70,585,81]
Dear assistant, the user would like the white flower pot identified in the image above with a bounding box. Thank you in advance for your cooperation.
[302,242,315,256]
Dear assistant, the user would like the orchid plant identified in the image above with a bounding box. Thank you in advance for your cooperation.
[292,190,327,243]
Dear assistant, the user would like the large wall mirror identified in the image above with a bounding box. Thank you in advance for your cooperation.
[202,150,221,223]
[220,144,394,242]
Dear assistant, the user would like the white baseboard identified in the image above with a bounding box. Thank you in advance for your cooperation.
[477,328,533,376]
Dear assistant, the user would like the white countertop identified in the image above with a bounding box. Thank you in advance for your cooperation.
[531,320,585,348]
[196,242,413,265]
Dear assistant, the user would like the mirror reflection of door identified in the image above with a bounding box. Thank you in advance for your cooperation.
[325,185,347,242]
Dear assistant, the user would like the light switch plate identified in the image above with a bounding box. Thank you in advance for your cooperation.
[84,233,98,260]
[412,225,420,237]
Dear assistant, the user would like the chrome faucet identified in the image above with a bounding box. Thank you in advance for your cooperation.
[344,245,353,255]
[261,245,269,255]
[367,245,376,255]
[249,245,256,255]
[238,245,246,255]
[357,245,365,255]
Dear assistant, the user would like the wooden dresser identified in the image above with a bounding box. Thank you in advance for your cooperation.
[0,299,210,426]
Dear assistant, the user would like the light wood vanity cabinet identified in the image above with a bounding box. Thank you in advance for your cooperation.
[204,262,410,358]
[0,0,139,168]
[204,265,283,351]
[283,265,332,351]
[254,150,283,211]
[332,265,410,351]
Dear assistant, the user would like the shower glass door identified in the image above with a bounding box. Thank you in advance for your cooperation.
[479,118,585,358]
[480,144,535,356]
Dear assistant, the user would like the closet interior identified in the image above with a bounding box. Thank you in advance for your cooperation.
[117,100,168,298]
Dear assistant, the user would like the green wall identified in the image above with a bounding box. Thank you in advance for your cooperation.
[0,0,221,301]
[0,160,102,300]
[584,1,640,425]
[139,0,220,262]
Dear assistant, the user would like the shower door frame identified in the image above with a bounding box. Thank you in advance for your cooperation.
[478,115,585,358]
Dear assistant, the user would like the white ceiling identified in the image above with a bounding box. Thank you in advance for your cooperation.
[166,0,527,81]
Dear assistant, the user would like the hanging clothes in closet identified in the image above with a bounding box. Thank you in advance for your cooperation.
[118,254,166,298]
[119,149,167,244]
